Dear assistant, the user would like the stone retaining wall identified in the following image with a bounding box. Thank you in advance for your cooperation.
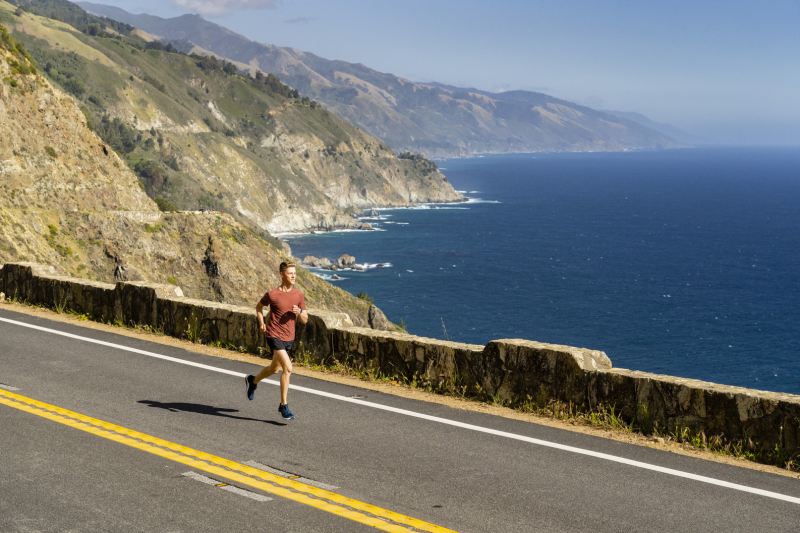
[2,262,798,467]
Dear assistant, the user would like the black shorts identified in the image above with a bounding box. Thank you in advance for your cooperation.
[267,337,295,354]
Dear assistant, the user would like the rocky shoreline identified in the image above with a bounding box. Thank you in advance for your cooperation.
[302,254,392,277]
[273,197,470,238]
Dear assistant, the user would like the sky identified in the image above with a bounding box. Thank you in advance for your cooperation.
[88,0,799,145]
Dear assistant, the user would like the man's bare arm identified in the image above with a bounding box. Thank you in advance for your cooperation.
[256,301,267,332]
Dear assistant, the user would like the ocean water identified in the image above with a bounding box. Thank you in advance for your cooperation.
[286,148,800,394]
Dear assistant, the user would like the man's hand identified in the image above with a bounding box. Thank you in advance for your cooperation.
[293,305,308,325]
[256,301,267,333]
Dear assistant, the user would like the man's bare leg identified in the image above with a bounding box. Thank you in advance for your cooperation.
[270,349,293,405]
[247,350,293,418]
[246,355,279,401]
[254,357,280,383]
[253,350,292,402]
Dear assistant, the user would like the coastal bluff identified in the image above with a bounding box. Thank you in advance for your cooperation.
[2,261,798,469]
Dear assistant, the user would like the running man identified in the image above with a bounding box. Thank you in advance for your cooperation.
[245,261,308,420]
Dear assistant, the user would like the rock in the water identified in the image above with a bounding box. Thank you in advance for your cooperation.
[337,254,356,268]
[303,255,333,268]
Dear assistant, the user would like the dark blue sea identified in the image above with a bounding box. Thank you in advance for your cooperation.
[286,148,800,394]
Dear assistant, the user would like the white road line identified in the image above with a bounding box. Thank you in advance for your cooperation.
[181,471,272,502]
[2,315,799,505]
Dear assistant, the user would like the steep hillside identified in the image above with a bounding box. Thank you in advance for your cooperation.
[0,23,382,327]
[78,3,679,157]
[3,0,462,234]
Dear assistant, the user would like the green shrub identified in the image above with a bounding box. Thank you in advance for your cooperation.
[154,196,178,212]
[92,115,139,154]
[62,76,85,96]
[356,292,373,305]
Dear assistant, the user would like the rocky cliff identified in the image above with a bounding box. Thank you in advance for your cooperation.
[0,23,382,327]
[3,1,462,234]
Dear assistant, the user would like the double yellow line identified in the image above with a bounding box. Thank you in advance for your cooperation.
[0,389,456,532]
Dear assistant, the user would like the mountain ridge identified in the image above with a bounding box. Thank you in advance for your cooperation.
[79,1,680,158]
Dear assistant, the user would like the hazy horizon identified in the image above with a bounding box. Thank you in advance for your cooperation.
[81,0,799,146]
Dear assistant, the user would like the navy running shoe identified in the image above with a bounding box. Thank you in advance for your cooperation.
[245,374,257,401]
[278,404,295,420]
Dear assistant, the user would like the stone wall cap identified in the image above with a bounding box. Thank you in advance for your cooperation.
[309,309,354,328]
[48,276,115,290]
[2,262,58,276]
[491,338,612,370]
[607,367,800,403]
[341,326,484,351]
[116,281,184,298]
[160,296,250,313]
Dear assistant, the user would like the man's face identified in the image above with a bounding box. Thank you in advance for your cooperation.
[281,266,296,285]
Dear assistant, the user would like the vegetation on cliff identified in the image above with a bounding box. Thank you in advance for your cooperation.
[0,21,35,80]
[2,0,462,234]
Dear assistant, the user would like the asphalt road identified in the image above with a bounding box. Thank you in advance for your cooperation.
[1,307,799,532]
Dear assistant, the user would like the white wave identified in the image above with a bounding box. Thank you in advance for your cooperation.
[463,198,501,204]
[357,214,392,221]
[422,198,499,207]
[368,197,502,212]
[313,272,347,281]
[395,204,470,210]
[373,203,467,211]
[373,205,427,211]
[274,226,386,238]
[322,227,386,234]
[350,262,393,271]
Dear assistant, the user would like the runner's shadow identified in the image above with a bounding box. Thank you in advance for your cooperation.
[138,400,286,426]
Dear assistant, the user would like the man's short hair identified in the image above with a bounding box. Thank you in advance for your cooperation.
[279,261,296,273]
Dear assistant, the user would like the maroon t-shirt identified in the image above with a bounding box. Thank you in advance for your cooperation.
[259,287,306,341]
